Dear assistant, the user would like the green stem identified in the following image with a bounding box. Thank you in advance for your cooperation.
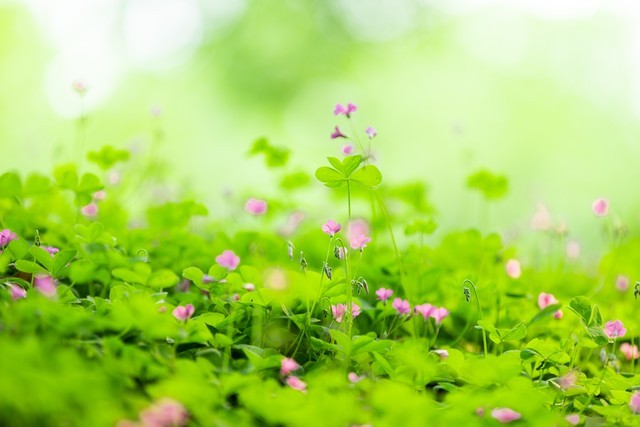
[463,279,487,357]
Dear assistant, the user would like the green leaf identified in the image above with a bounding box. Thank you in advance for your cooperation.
[15,260,48,275]
[329,329,351,356]
[248,137,290,168]
[341,155,362,177]
[0,172,22,198]
[466,169,509,200]
[183,267,204,283]
[501,322,527,341]
[87,145,130,170]
[279,171,310,190]
[586,326,609,345]
[23,173,52,197]
[112,268,147,285]
[327,157,344,174]
[78,173,102,194]
[147,269,179,289]
[68,259,96,283]
[52,249,77,276]
[315,166,346,188]
[350,165,382,188]
[567,296,592,326]
[29,246,53,272]
[54,164,78,190]
[405,218,438,236]
[528,303,562,325]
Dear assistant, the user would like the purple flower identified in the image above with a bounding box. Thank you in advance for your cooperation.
[392,298,411,315]
[331,126,346,139]
[216,250,240,271]
[491,408,521,423]
[430,307,449,324]
[334,103,357,117]
[605,320,626,338]
[414,303,434,319]
[375,287,393,302]
[331,303,360,323]
[172,304,195,321]
[0,229,17,247]
[43,246,60,256]
[592,198,609,216]
[322,220,341,237]
[341,144,354,155]
[365,126,377,139]
[630,392,640,414]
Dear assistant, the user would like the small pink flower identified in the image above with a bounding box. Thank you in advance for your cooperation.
[476,407,485,417]
[566,241,580,259]
[491,408,521,423]
[42,246,60,256]
[108,171,121,185]
[93,190,106,201]
[34,275,56,297]
[334,103,357,117]
[158,305,167,313]
[342,144,354,155]
[537,292,563,319]
[592,198,609,216]
[8,284,26,300]
[505,259,521,279]
[243,283,255,292]
[620,343,639,361]
[331,126,346,139]
[347,219,370,241]
[279,211,305,236]
[565,414,580,426]
[216,250,240,270]
[322,220,341,237]
[414,303,434,319]
[286,376,307,392]
[375,287,393,302]
[140,398,188,427]
[530,203,551,231]
[280,358,301,376]
[172,304,195,321]
[202,275,215,284]
[81,202,98,217]
[0,229,17,246]
[433,349,449,359]
[616,275,630,292]
[605,320,626,338]
[559,371,577,390]
[431,307,449,324]
[392,298,411,315]
[630,392,640,414]
[351,303,361,318]
[72,79,88,95]
[365,127,377,139]
[245,198,267,215]
[332,303,347,323]
[349,235,371,251]
[348,372,364,383]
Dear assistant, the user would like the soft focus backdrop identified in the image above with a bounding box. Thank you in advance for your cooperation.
[1,0,640,246]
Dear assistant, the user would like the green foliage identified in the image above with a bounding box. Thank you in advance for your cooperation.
[466,169,509,200]
[248,137,290,168]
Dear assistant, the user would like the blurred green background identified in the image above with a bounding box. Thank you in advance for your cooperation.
[1,0,639,246]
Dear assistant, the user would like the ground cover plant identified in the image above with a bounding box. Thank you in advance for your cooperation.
[1,98,639,427]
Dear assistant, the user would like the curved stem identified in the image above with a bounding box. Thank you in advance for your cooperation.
[462,279,488,357]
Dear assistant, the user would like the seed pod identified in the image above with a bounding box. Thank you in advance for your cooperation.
[322,262,332,280]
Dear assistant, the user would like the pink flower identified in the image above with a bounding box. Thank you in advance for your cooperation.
[414,303,434,319]
[537,292,563,319]
[433,349,449,359]
[348,372,364,383]
[245,198,267,215]
[592,198,609,216]
[34,275,56,297]
[81,202,98,217]
[243,283,255,292]
[375,287,393,302]
[140,398,188,427]
[0,229,17,246]
[630,392,640,414]
[43,246,60,256]
[331,303,360,323]
[279,211,305,237]
[331,126,346,139]
[530,203,551,231]
[72,79,88,95]
[490,408,521,423]
[8,284,26,300]
[172,304,195,321]
[620,343,639,361]
[334,103,357,117]
[342,144,354,155]
[565,414,580,426]
[347,219,370,241]
[286,376,307,392]
[392,298,411,315]
[431,307,449,324]
[280,358,301,376]
[604,320,626,338]
[565,241,580,259]
[365,126,377,139]
[505,259,521,279]
[216,250,240,270]
[350,235,372,251]
[559,371,577,390]
[616,275,630,292]
[322,220,341,237]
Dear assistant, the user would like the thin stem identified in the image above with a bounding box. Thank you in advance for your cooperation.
[346,181,352,221]
[463,279,487,357]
